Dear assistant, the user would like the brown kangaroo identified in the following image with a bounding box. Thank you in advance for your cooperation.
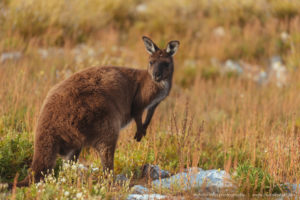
[9,36,179,188]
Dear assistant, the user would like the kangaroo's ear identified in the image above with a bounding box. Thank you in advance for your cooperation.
[142,36,159,55]
[166,40,180,56]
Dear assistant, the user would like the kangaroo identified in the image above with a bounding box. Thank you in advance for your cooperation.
[9,36,179,188]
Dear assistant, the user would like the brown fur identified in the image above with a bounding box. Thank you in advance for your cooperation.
[10,36,179,188]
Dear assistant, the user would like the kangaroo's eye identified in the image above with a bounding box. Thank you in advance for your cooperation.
[149,61,154,65]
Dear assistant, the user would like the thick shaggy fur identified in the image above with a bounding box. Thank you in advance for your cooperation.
[11,37,179,188]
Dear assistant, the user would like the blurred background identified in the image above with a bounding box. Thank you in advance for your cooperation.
[0,0,299,85]
[1,0,300,197]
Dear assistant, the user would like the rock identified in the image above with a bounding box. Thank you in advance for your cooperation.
[291,183,300,193]
[184,167,202,173]
[238,61,268,85]
[213,26,225,37]
[37,48,64,59]
[269,56,288,87]
[127,194,166,200]
[115,174,129,182]
[131,185,149,194]
[142,164,171,180]
[136,4,147,13]
[256,71,268,85]
[1,52,22,63]
[152,169,234,193]
[223,60,243,74]
[38,49,49,59]
[219,57,289,88]
[284,183,300,194]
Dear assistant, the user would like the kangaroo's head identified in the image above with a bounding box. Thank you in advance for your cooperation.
[142,36,179,83]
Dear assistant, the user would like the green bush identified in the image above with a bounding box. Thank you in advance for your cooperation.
[234,163,285,195]
[0,131,33,183]
[201,66,220,81]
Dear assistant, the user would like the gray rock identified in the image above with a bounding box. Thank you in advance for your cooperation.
[38,49,49,59]
[1,52,22,63]
[115,174,128,182]
[224,60,243,74]
[131,185,149,194]
[184,167,202,173]
[152,169,234,192]
[256,71,268,85]
[269,56,287,88]
[291,183,300,193]
[127,194,166,200]
[284,183,300,194]
[142,164,171,180]
[270,55,282,64]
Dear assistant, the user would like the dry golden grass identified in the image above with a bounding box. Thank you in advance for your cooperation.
[1,0,300,199]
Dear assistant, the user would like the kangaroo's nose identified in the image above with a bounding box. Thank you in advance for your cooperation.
[154,72,162,81]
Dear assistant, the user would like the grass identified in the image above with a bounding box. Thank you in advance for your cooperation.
[0,0,300,199]
[234,163,283,195]
[4,161,132,199]
[0,130,33,183]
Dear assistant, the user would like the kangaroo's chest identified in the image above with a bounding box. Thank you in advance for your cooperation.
[147,80,170,109]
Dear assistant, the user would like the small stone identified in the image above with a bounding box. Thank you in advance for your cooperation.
[224,60,243,74]
[127,194,166,200]
[269,56,288,88]
[291,183,300,193]
[142,164,170,180]
[116,174,128,182]
[131,185,149,194]
[38,49,49,59]
[1,52,22,63]
[284,183,300,193]
[184,167,202,173]
[152,168,235,193]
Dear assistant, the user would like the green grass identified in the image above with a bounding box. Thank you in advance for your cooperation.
[11,161,131,200]
[234,163,286,195]
[0,130,33,183]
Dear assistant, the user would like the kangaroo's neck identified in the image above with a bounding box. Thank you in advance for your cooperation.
[132,70,172,113]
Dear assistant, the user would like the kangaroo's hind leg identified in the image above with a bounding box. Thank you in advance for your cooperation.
[96,141,117,173]
[92,119,119,173]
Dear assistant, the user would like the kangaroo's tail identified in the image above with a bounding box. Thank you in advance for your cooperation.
[8,135,59,189]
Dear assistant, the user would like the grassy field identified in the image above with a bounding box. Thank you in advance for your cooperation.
[0,0,300,199]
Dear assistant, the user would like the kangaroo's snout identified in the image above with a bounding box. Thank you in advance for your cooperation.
[153,70,162,82]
